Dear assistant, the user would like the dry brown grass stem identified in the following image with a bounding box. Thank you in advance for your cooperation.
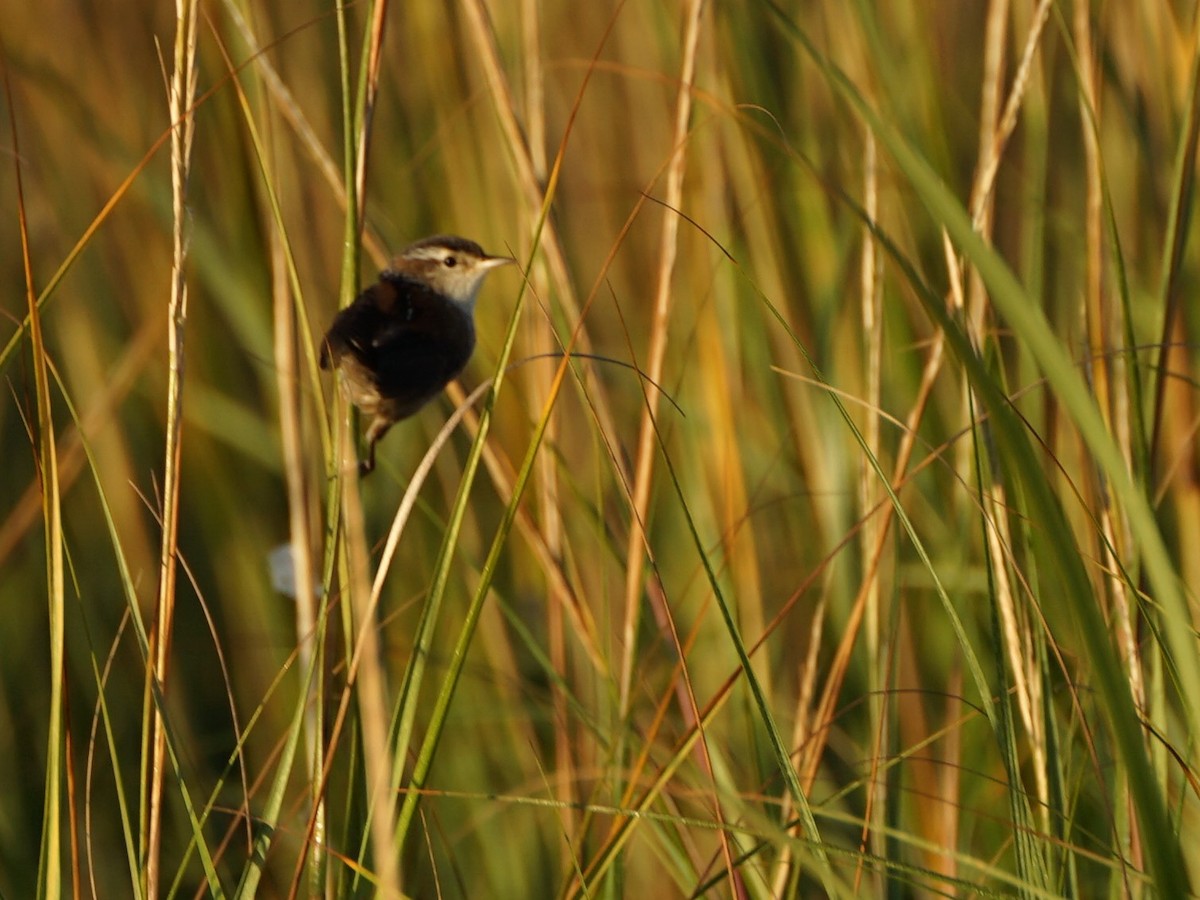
[270,227,328,883]
[1074,0,1147,873]
[332,4,402,891]
[354,0,390,224]
[971,0,1053,232]
[144,0,199,893]
[968,0,1051,845]
[516,0,575,835]
[337,407,402,895]
[616,0,700,717]
[850,125,884,899]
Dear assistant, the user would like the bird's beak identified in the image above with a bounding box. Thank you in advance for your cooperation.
[481,254,517,270]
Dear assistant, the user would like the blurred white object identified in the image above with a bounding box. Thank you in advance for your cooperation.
[269,542,326,600]
[268,543,299,598]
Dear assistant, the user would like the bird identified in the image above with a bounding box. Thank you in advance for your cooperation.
[320,234,515,475]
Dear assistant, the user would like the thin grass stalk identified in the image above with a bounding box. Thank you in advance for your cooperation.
[336,0,360,297]
[1072,2,1146,875]
[387,250,557,867]
[231,646,324,898]
[387,311,530,865]
[8,77,65,900]
[563,565,714,897]
[333,1,403,892]
[684,97,779,900]
[156,627,321,889]
[337,425,399,895]
[173,687,301,896]
[534,196,690,890]
[176,614,348,894]
[1149,12,1200,477]
[650,411,840,892]
[324,0,366,890]
[851,126,884,899]
[777,210,1041,897]
[42,359,155,898]
[271,228,327,893]
[203,21,343,888]
[1144,4,1200,813]
[1074,0,1108,437]
[302,381,498,893]
[202,8,340,414]
[144,0,199,893]
[521,0,547,178]
[567,486,842,897]
[970,400,1053,896]
[87,503,221,895]
[967,0,1056,847]
[54,367,149,900]
[86,614,142,899]
[109,11,326,899]
[964,0,1006,335]
[218,0,389,267]
[580,415,1020,895]
[0,142,170,374]
[798,294,946,799]
[387,394,573,855]
[574,376,1002,895]
[971,0,1053,232]
[610,219,841,896]
[617,0,704,718]
[352,0,389,225]
[369,382,495,611]
[964,0,1050,863]
[518,0,575,838]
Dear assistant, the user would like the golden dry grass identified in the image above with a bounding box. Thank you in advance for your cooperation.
[2,1,1199,896]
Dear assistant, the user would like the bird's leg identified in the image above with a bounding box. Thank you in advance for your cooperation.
[359,416,393,476]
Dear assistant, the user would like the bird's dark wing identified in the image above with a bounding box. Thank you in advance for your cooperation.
[320,275,476,414]
[319,284,389,369]
[368,296,475,407]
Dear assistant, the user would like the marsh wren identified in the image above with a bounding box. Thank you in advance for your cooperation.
[320,234,514,474]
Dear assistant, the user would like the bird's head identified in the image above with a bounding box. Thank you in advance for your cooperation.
[388,234,515,314]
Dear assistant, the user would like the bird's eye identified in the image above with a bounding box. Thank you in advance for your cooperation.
[443,255,458,268]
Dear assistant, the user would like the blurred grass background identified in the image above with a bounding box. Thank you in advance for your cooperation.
[3,0,1200,896]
